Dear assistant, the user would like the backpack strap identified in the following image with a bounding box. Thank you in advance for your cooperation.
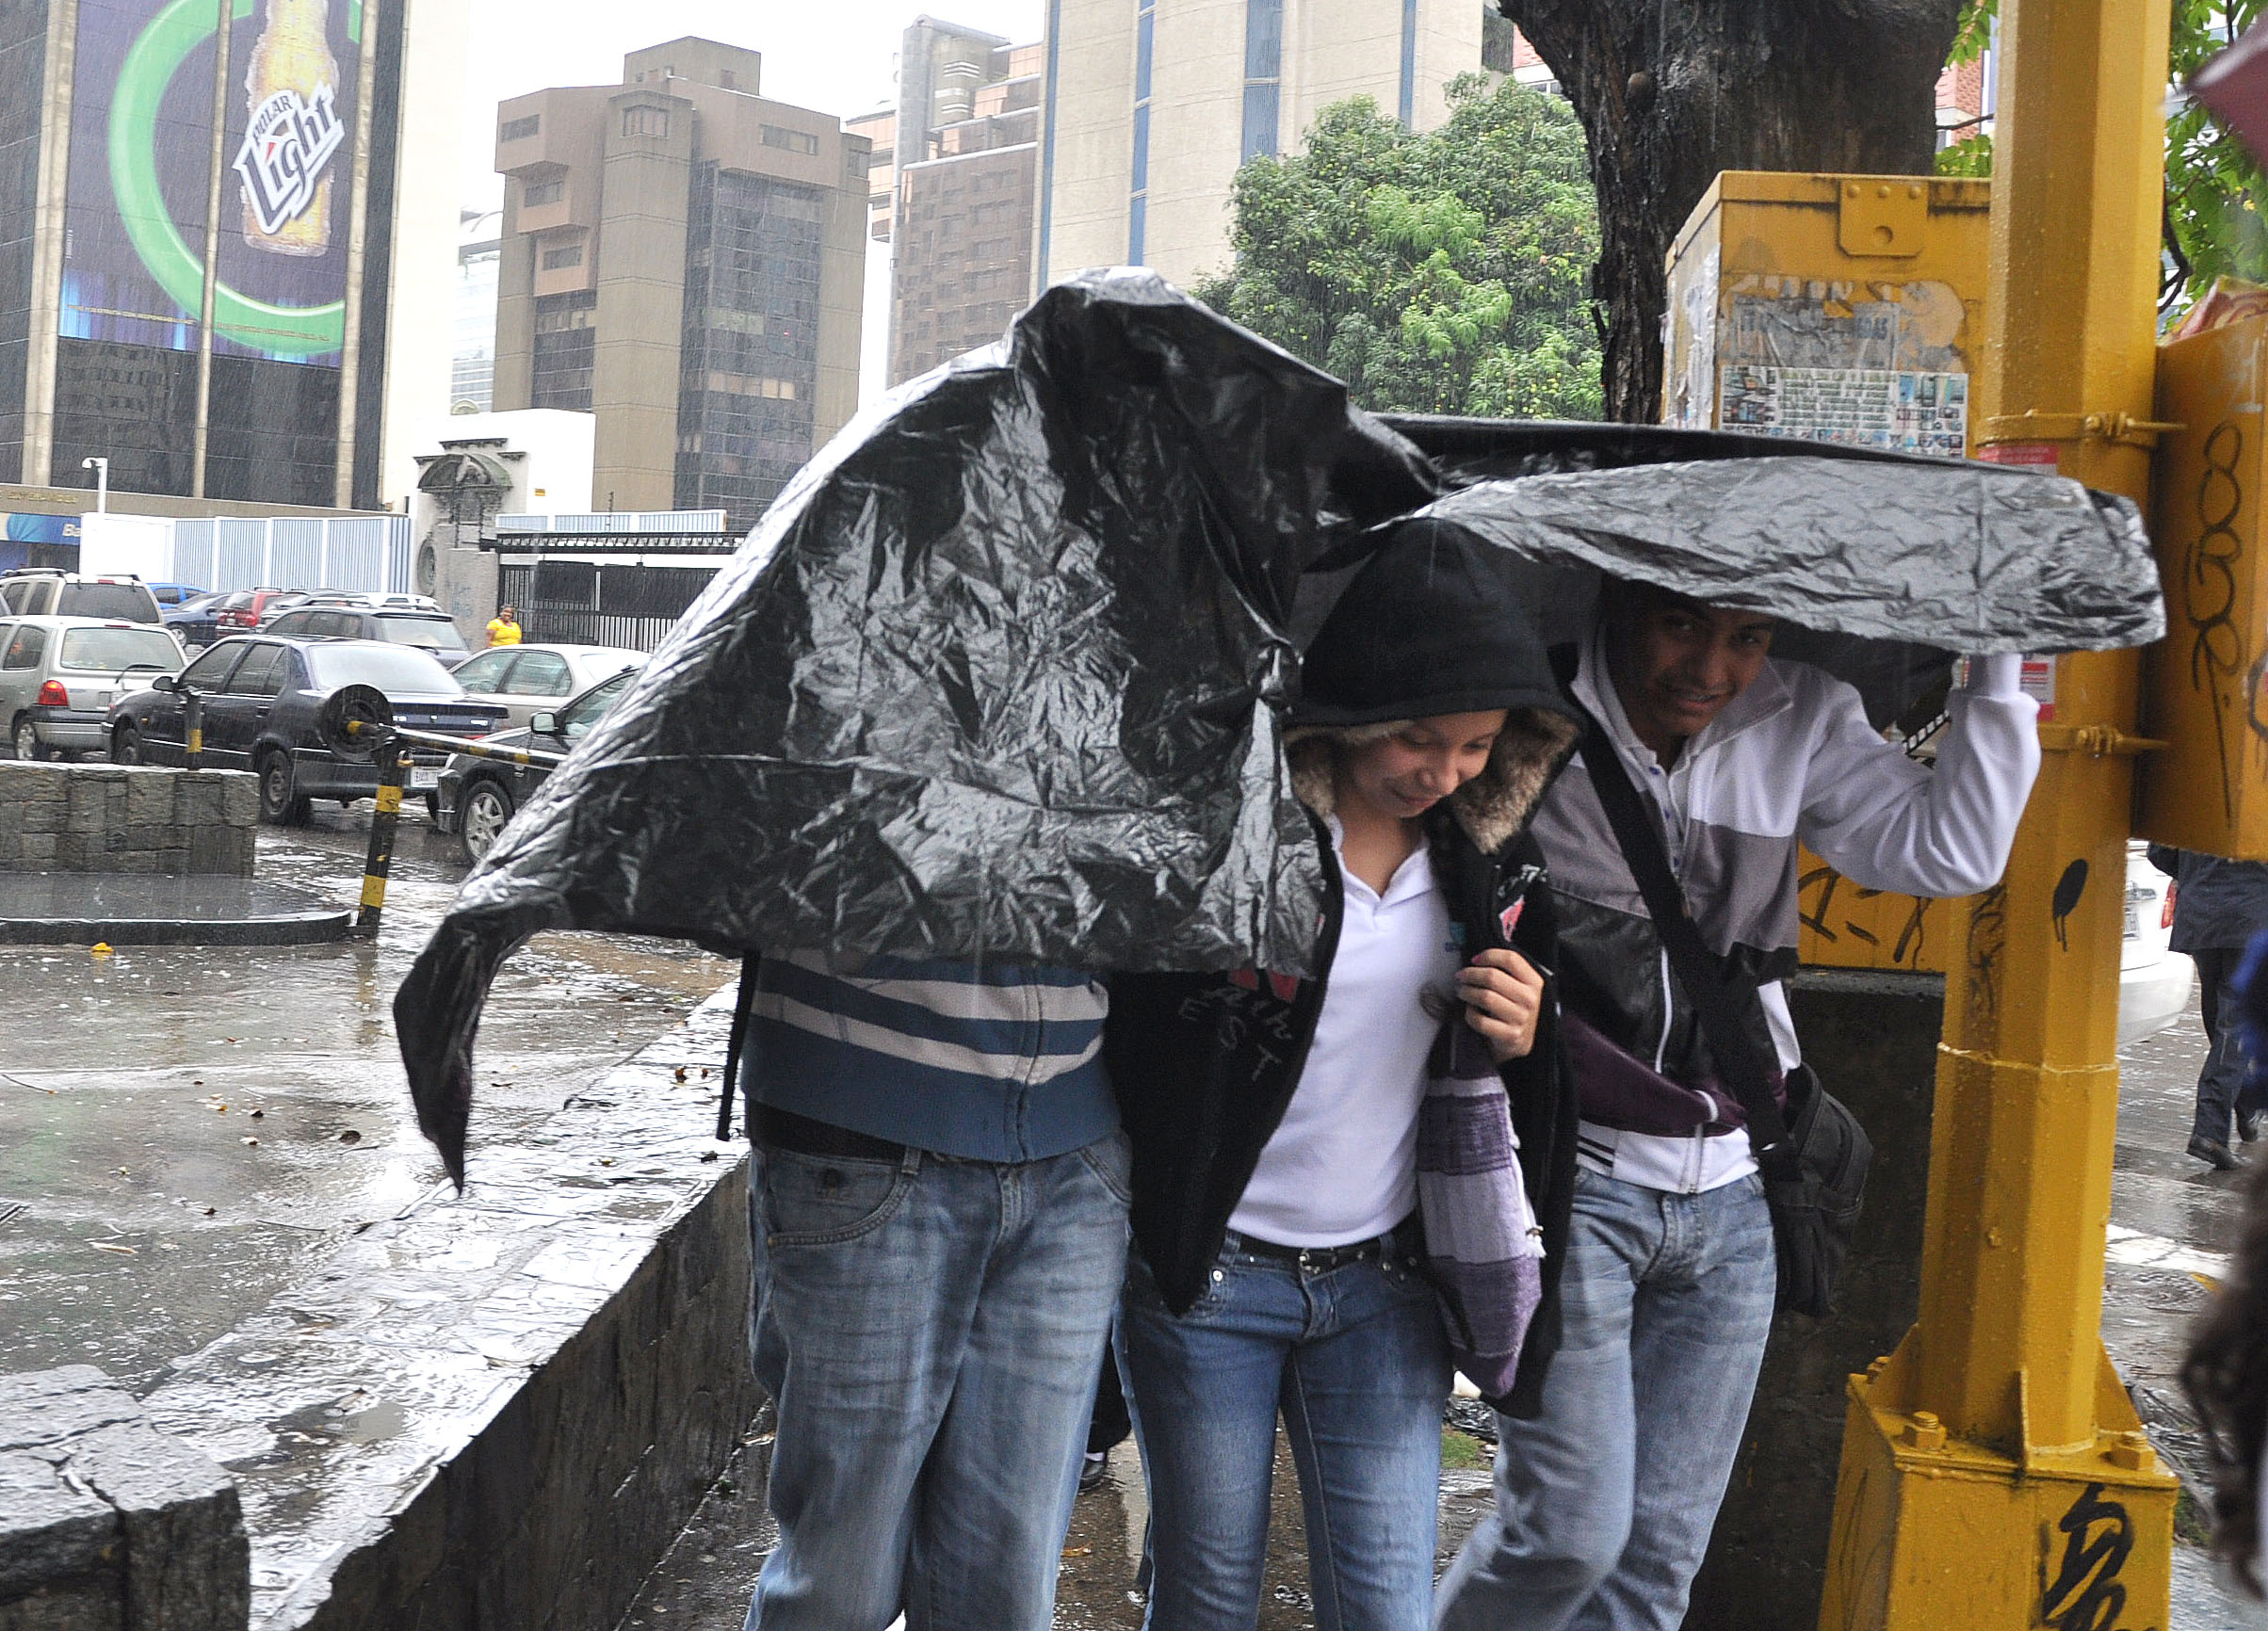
[717,952,761,1141]
[1575,713,1795,1172]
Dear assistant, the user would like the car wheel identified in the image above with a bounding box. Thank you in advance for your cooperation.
[425,792,441,823]
[10,714,43,763]
[459,779,516,863]
[256,751,312,826]
[109,723,143,765]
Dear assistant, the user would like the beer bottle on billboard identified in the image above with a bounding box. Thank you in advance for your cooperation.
[238,0,342,257]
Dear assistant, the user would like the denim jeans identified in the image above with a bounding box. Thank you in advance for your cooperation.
[2193,946,2268,1145]
[1118,1230,1451,1631]
[1434,1167,1777,1631]
[741,1131,1132,1631]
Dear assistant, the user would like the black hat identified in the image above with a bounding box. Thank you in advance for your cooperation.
[1294,519,1573,729]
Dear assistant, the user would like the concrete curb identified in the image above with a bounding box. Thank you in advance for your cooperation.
[138,985,759,1631]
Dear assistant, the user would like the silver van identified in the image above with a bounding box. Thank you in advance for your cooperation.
[0,572,166,625]
[0,616,186,760]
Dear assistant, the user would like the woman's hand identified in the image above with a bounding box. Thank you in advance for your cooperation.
[1456,948,1545,1062]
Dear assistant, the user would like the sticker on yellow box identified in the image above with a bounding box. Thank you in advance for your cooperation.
[1717,364,1968,456]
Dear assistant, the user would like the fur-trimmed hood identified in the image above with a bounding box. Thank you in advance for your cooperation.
[1285,708,1580,857]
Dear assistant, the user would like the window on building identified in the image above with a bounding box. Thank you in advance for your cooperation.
[541,244,584,270]
[1242,0,1283,159]
[761,125,820,154]
[623,105,670,139]
[499,114,541,141]
[523,179,563,207]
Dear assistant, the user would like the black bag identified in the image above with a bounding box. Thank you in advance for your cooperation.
[1577,719,1871,1317]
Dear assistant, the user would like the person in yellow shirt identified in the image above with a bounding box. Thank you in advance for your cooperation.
[485,606,523,648]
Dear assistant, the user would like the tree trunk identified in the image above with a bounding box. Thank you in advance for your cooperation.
[1503,0,1966,423]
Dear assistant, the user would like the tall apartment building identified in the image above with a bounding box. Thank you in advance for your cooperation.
[452,209,502,413]
[0,0,446,509]
[889,23,1041,383]
[1037,0,1482,291]
[489,39,868,529]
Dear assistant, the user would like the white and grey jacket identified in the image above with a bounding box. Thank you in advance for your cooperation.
[1531,632,2040,1194]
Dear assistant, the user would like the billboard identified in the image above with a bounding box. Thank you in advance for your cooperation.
[58,0,362,364]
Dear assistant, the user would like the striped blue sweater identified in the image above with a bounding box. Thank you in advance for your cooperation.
[747,951,1116,1162]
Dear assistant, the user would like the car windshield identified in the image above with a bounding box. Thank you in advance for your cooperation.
[59,628,183,672]
[57,584,157,622]
[305,643,461,695]
[559,671,636,739]
[378,615,467,651]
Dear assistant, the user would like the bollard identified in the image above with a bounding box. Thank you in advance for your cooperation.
[355,749,412,938]
[183,687,204,769]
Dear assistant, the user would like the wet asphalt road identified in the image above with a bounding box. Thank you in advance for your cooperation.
[0,805,731,1394]
[2,806,2260,1625]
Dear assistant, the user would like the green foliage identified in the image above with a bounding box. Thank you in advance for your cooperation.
[1191,74,1603,420]
[1938,1,2268,312]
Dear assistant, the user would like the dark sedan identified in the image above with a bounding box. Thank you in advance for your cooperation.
[106,636,506,824]
[435,668,638,859]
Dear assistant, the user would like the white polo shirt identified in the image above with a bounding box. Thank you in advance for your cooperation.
[1229,818,1463,1247]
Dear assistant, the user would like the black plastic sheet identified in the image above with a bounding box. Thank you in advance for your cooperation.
[395,273,2164,1183]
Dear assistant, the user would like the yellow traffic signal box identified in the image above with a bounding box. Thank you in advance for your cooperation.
[1662,171,1995,970]
[2139,315,2268,860]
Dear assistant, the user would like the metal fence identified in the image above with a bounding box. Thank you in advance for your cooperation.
[169,515,414,594]
[494,534,738,651]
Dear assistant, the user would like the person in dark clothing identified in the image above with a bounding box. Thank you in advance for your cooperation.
[2146,847,2268,1170]
[1105,522,1580,1629]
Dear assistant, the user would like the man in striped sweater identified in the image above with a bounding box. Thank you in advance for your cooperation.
[737,950,1128,1631]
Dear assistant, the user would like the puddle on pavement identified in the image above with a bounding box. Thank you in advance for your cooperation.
[0,811,730,1393]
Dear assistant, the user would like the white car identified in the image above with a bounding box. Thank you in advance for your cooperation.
[2120,840,2195,1046]
[445,643,646,731]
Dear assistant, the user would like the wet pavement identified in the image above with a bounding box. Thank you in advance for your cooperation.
[0,871,351,944]
[0,804,731,1396]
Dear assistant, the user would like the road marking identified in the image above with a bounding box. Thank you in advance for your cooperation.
[2106,1222,2229,1284]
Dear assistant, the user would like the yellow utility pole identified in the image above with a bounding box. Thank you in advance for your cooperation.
[1817,0,2179,1625]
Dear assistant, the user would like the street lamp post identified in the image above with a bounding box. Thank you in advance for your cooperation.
[80,457,108,513]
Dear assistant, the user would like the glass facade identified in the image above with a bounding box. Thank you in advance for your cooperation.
[529,288,596,412]
[673,163,823,529]
[1128,0,1154,262]
[0,4,48,484]
[451,233,499,412]
[1242,0,1282,159]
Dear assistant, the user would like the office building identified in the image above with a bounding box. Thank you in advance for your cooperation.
[1,0,432,509]
[887,22,1040,383]
[453,208,502,413]
[1037,0,1483,291]
[488,39,868,530]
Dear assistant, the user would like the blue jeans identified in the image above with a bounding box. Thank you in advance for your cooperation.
[2193,946,2268,1144]
[1118,1229,1451,1631]
[1434,1168,1777,1631]
[742,1132,1131,1631]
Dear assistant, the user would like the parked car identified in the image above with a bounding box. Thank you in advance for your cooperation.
[0,570,164,624]
[445,644,645,729]
[106,637,506,824]
[267,590,445,619]
[435,667,640,859]
[211,587,291,634]
[146,582,207,608]
[2120,839,2195,1046]
[261,605,471,665]
[0,616,185,761]
[164,589,229,648]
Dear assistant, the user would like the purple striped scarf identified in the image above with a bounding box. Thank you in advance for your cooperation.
[1416,1016,1544,1401]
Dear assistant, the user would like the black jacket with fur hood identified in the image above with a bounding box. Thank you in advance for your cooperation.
[1103,707,1581,1416]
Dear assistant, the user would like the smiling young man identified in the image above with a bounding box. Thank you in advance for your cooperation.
[1434,580,2042,1631]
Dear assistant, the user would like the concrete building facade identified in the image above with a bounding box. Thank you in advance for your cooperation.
[1037,0,1482,291]
[489,39,867,530]
[889,25,1041,383]
[0,0,431,510]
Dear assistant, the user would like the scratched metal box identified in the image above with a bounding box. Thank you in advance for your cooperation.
[2139,315,2268,860]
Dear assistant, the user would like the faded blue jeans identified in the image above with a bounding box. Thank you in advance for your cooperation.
[741,1132,1131,1631]
[1434,1167,1777,1631]
[1118,1228,1451,1631]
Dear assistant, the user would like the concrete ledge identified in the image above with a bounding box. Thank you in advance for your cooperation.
[0,1365,250,1630]
[140,987,759,1631]
[0,875,353,945]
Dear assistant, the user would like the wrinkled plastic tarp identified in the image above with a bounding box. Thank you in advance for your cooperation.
[395,272,2163,1183]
